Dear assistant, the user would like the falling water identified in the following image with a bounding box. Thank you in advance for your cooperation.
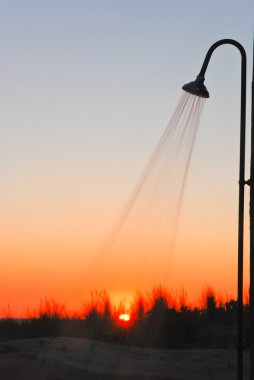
[92,92,206,300]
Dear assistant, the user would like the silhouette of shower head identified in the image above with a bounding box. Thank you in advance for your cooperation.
[182,75,209,98]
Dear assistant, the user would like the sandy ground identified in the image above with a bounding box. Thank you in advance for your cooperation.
[0,337,250,380]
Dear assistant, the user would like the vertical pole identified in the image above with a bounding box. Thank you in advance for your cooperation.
[238,176,244,380]
[250,38,254,380]
[238,48,247,380]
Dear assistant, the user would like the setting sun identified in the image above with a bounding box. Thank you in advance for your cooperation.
[119,313,131,322]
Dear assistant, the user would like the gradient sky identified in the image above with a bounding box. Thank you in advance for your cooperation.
[0,0,253,315]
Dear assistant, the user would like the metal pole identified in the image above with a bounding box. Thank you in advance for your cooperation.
[197,39,247,380]
[249,38,254,380]
[237,44,247,380]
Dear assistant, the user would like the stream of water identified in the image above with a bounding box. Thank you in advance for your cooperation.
[92,92,206,301]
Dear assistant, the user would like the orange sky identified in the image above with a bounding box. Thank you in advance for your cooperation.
[0,1,252,317]
[0,186,250,316]
[0,98,251,316]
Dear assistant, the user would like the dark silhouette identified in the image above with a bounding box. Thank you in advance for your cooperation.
[0,287,250,350]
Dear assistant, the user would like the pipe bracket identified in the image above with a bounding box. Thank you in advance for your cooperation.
[239,179,251,186]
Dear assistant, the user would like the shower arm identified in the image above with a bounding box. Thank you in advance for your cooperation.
[198,39,246,79]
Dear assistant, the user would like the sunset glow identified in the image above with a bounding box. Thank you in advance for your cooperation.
[0,1,252,318]
[119,313,131,322]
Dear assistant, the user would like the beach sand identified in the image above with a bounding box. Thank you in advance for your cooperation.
[0,337,249,379]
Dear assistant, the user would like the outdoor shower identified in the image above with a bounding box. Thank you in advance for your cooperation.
[182,38,252,380]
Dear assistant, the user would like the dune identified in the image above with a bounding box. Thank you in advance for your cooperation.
[0,337,249,379]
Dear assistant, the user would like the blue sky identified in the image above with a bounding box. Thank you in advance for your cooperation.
[1,1,252,195]
[0,0,253,309]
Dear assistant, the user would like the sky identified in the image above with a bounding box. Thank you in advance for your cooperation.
[0,0,253,315]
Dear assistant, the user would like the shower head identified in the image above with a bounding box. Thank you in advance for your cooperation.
[182,75,209,98]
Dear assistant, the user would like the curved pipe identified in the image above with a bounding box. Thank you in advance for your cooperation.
[196,39,246,380]
[199,39,246,78]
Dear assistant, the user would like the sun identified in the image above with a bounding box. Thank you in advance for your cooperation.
[118,313,131,322]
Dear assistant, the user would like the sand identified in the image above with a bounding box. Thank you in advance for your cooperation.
[0,337,250,379]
